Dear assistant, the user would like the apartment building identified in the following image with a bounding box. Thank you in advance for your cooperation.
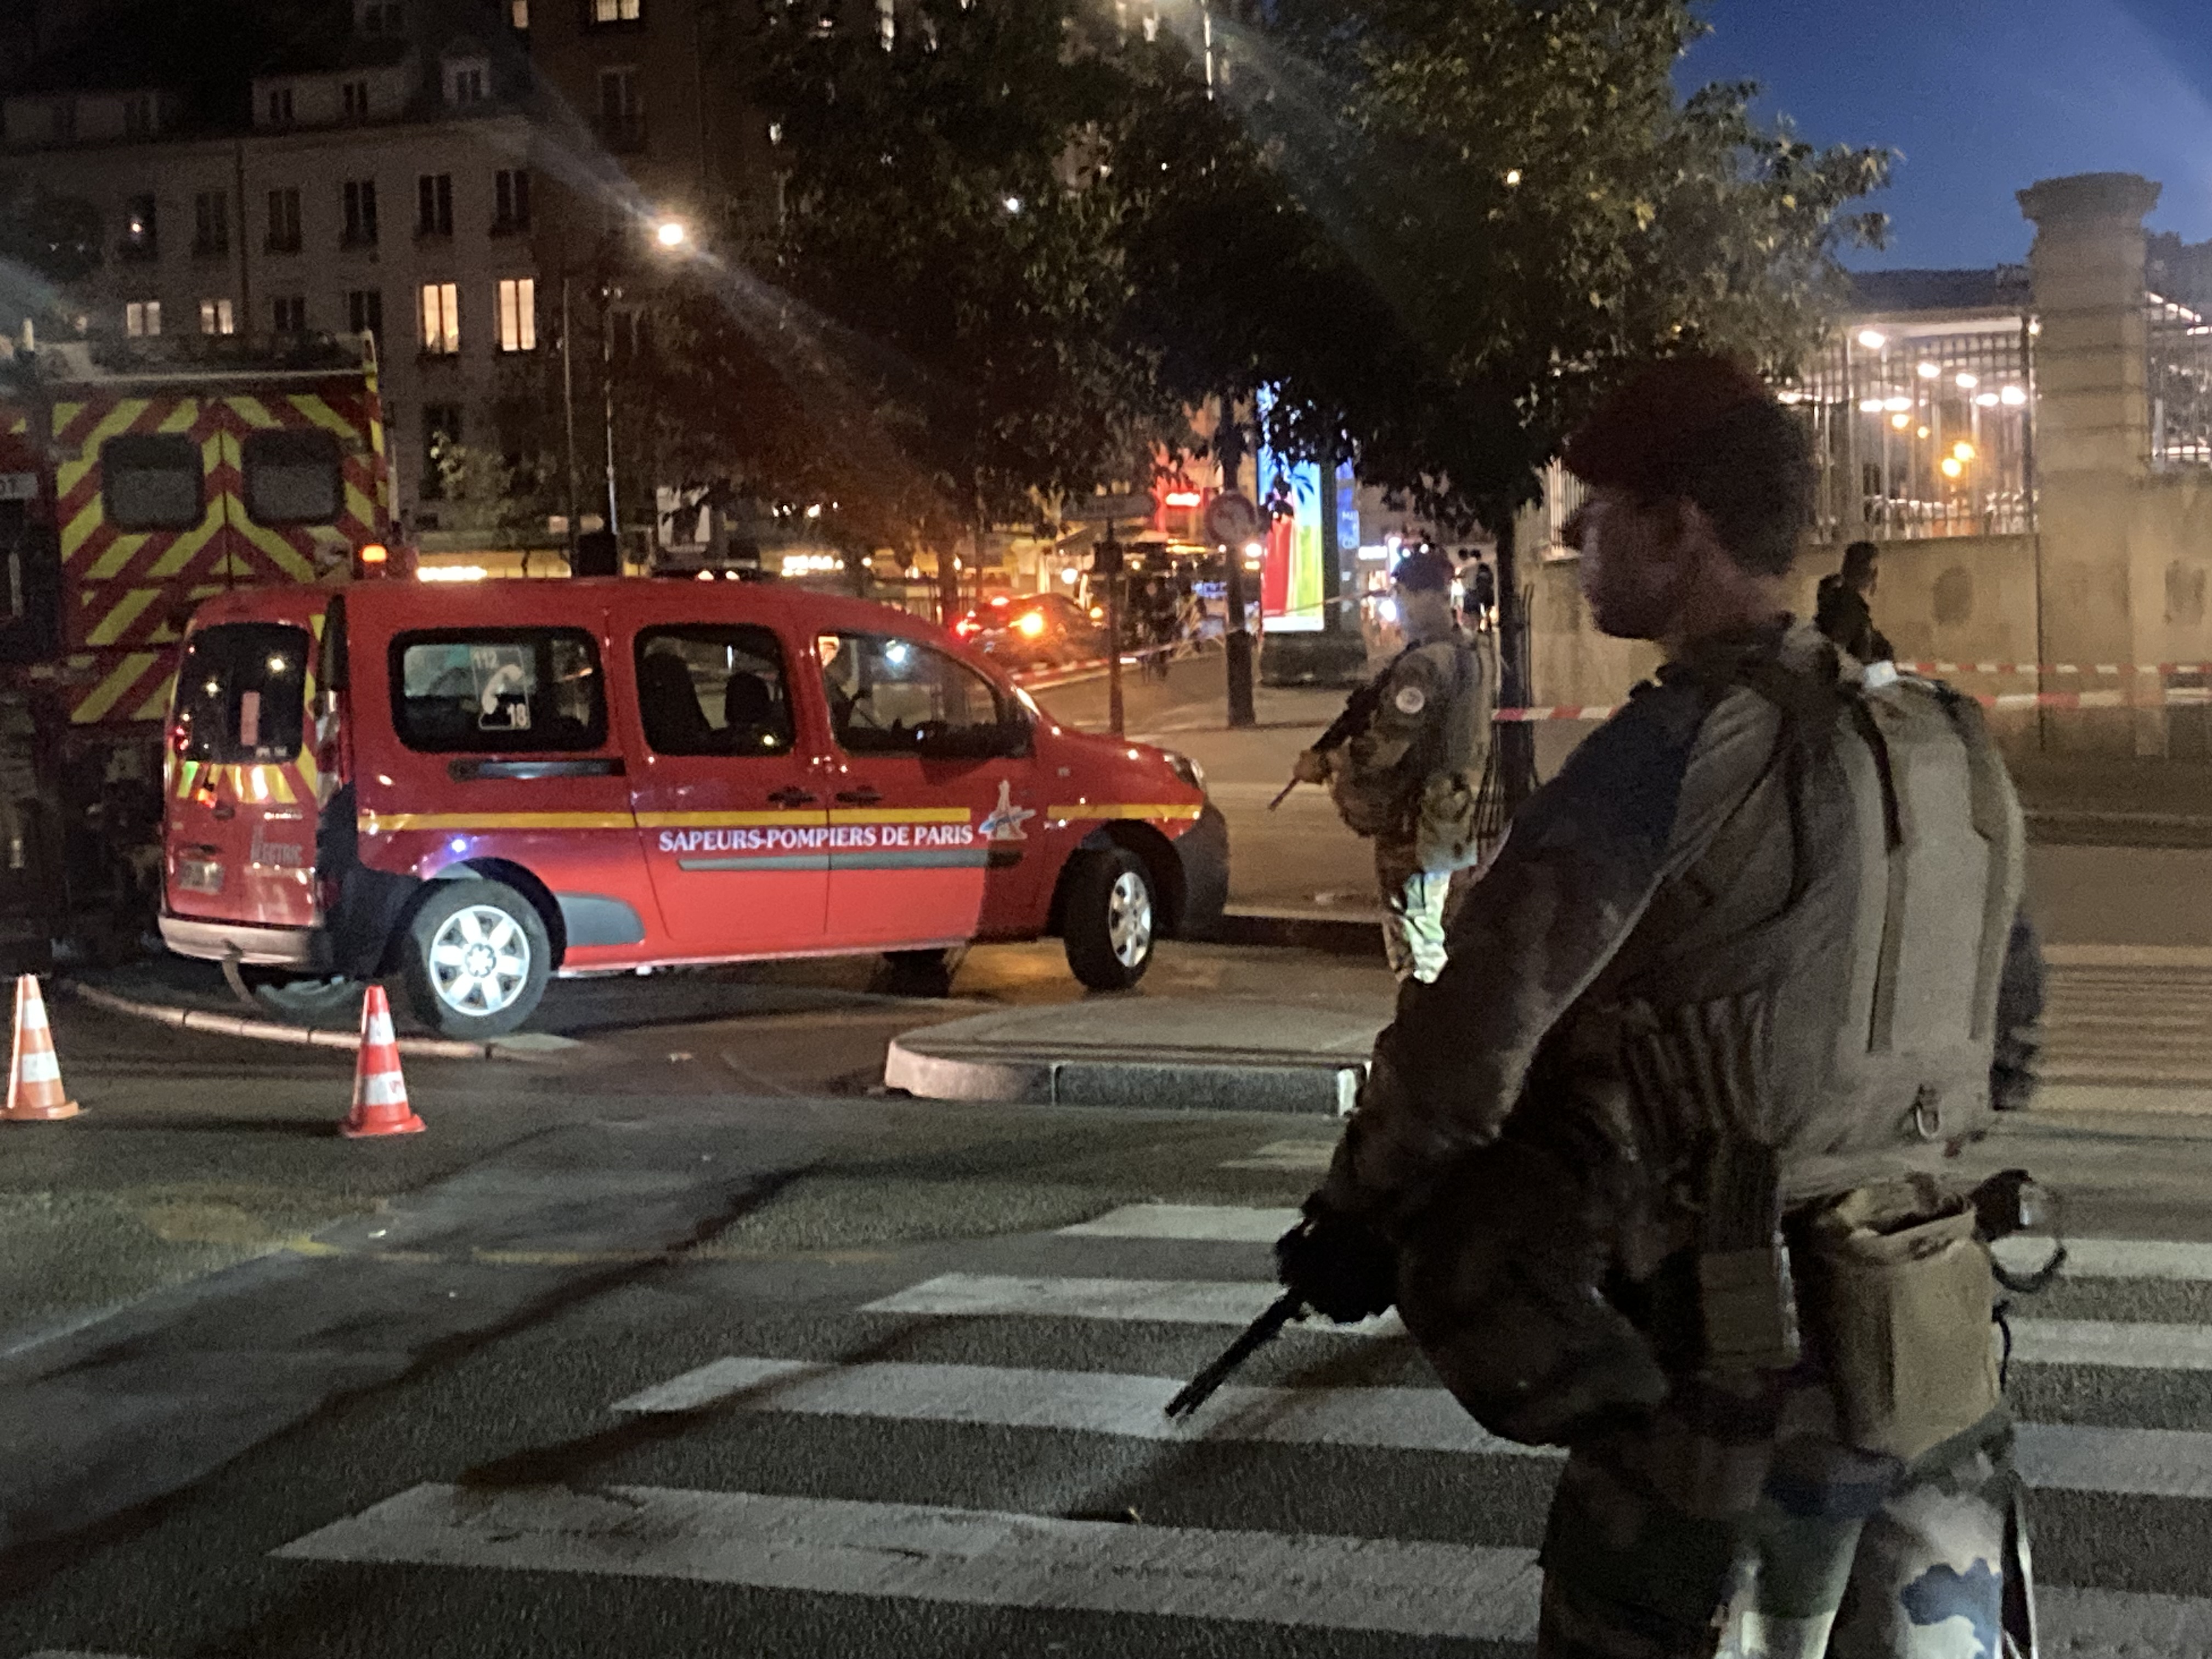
[2,0,545,534]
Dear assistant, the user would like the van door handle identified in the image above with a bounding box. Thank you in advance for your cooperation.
[766,786,819,809]
[211,803,236,821]
[833,787,882,806]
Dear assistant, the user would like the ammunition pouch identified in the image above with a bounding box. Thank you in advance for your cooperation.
[1800,1176,2003,1463]
[1395,1137,1670,1447]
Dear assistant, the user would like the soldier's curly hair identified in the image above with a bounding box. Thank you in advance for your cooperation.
[1563,355,1814,578]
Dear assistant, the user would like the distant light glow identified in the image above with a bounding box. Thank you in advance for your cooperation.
[1891,413,1911,430]
[654,218,687,249]
[1858,398,1883,413]
[1856,329,1887,351]
[1164,489,1203,507]
[1975,392,2001,408]
[1917,362,1940,380]
[418,564,487,582]
[1503,168,1522,186]
[1015,611,1046,638]
[1953,441,1976,461]
[883,641,911,667]
[1882,397,1913,412]
[1940,456,1964,479]
[1003,195,1023,213]
[2001,385,2029,407]
[1955,371,1979,389]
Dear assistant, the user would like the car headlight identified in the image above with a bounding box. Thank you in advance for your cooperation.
[1165,751,1205,793]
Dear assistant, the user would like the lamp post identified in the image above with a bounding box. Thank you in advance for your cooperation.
[556,213,690,564]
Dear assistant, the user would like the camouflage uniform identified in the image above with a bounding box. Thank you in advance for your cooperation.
[1318,620,2044,1657]
[1328,623,1492,983]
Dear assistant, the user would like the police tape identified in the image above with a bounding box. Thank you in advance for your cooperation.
[1900,660,2212,678]
[1497,685,2212,723]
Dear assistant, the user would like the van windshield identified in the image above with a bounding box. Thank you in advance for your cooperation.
[173,622,311,763]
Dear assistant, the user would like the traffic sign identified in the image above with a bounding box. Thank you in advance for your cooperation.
[1203,492,1261,547]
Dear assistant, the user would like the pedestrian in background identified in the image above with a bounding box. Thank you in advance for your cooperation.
[1277,356,2046,1657]
[1816,538,1894,662]
[1289,546,1492,983]
[1467,555,1498,633]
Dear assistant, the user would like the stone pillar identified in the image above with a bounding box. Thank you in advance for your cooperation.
[2018,172,2161,753]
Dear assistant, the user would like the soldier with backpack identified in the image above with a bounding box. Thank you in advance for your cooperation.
[1274,357,2047,1657]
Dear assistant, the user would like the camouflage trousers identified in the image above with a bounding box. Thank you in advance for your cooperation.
[1374,840,1472,984]
[1538,1385,2023,1658]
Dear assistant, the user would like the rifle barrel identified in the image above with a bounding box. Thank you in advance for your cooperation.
[1267,780,1299,810]
[1164,1293,1304,1419]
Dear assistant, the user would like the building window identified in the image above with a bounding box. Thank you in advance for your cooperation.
[590,0,640,21]
[447,64,486,105]
[199,297,235,336]
[272,295,306,333]
[265,86,295,125]
[598,66,643,150]
[509,0,528,26]
[242,430,342,526]
[342,80,370,119]
[119,193,157,261]
[419,282,459,354]
[342,179,378,246]
[362,1,403,33]
[267,187,301,253]
[416,172,452,238]
[346,288,383,342]
[493,167,530,230]
[497,278,535,352]
[122,94,153,137]
[48,99,75,142]
[420,404,461,500]
[192,190,228,256]
[125,300,161,337]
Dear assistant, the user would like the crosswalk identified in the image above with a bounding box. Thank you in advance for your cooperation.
[252,1201,2212,1655]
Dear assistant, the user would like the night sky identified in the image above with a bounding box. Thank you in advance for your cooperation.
[1685,0,2212,270]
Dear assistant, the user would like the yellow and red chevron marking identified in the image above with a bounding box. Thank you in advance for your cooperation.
[65,651,176,726]
[74,580,225,650]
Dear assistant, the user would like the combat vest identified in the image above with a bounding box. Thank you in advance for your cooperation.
[1600,628,2025,1207]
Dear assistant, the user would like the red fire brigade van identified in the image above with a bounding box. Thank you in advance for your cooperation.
[159,578,1228,1035]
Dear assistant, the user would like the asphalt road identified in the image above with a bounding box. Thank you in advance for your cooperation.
[10,650,2212,1652]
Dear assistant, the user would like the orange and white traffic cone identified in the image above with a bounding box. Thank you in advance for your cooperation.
[3,974,80,1122]
[340,985,425,1139]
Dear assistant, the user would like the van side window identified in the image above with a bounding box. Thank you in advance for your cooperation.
[634,625,794,756]
[242,428,342,525]
[391,628,605,752]
[101,433,202,531]
[173,622,311,762]
[817,632,1003,755]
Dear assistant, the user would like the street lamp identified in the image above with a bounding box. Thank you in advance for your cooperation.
[557,212,693,564]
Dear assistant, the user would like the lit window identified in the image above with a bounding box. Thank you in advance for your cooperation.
[198,297,235,336]
[590,0,640,19]
[125,300,161,337]
[497,277,536,352]
[509,0,528,24]
[419,281,459,354]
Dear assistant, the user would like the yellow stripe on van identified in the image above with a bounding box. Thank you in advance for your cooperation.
[825,806,973,827]
[358,811,635,834]
[1046,803,1204,822]
[634,810,825,830]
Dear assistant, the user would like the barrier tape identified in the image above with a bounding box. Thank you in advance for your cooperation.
[1900,661,2212,678]
[1498,685,2212,723]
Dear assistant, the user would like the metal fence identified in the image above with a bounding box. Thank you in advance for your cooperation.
[1786,319,2036,542]
[2148,293,2212,469]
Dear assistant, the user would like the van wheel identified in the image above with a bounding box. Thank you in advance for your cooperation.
[1062,848,1156,991]
[241,969,363,1026]
[401,880,551,1038]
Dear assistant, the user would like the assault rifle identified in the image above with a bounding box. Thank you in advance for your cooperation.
[1268,656,1401,810]
[1164,1292,1306,1419]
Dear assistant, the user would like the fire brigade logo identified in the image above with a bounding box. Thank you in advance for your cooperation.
[979,780,1036,843]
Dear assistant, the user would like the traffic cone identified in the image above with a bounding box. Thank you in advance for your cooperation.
[340,985,425,1139]
[2,974,78,1122]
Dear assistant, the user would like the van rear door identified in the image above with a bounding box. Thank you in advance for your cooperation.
[165,616,320,926]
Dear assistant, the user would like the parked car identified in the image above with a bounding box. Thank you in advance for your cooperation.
[160,579,1228,1036]
[953,592,1108,669]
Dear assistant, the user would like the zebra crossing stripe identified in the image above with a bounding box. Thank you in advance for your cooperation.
[1068,1203,2212,1286]
[859,1273,1402,1335]
[269,1482,2212,1649]
[275,1482,1545,1640]
[863,1274,2212,1369]
[608,1353,2212,1500]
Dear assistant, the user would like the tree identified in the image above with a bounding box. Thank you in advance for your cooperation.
[736,0,1188,616]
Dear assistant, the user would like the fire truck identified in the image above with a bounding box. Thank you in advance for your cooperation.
[0,331,394,966]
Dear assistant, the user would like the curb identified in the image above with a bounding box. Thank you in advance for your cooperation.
[884,1032,1361,1116]
[63,981,570,1063]
[1209,907,1384,958]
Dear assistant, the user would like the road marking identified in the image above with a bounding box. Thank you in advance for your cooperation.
[1216,1142,1334,1172]
[859,1272,1401,1335]
[1066,1203,2212,1288]
[610,1355,2212,1500]
[277,1482,1542,1640]
[864,1273,2212,1372]
[612,1357,1536,1455]
[272,1482,2212,1649]
[1059,1204,1299,1243]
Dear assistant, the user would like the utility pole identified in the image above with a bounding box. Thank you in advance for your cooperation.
[600,273,619,540]
[559,274,580,562]
[1493,511,1535,809]
[1215,394,1257,729]
[1098,523,1126,736]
